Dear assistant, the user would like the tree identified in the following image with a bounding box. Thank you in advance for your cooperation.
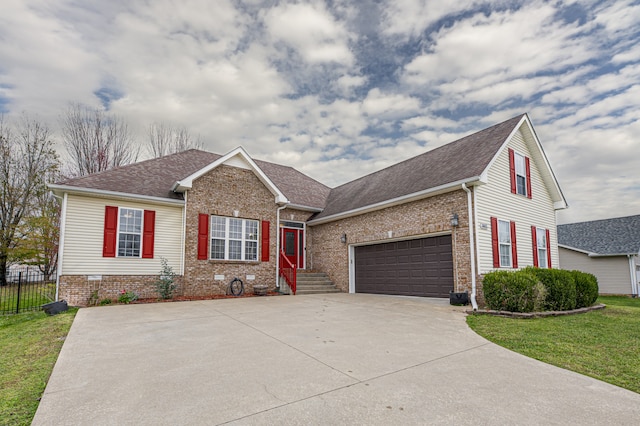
[60,103,139,176]
[147,122,203,158]
[14,169,62,281]
[0,115,59,286]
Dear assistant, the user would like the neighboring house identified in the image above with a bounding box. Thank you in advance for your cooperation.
[558,215,640,296]
[49,113,567,307]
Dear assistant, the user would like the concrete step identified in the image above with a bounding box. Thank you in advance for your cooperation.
[295,272,340,295]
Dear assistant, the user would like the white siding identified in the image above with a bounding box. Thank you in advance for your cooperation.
[475,128,559,274]
[558,247,633,295]
[61,194,184,275]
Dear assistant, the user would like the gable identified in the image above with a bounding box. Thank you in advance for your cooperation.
[482,115,566,209]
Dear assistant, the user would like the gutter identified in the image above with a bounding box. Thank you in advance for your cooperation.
[308,176,482,226]
[48,184,185,207]
[461,183,478,311]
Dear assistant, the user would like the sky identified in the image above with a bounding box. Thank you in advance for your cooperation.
[1,0,639,225]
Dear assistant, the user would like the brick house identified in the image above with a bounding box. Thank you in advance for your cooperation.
[50,113,567,308]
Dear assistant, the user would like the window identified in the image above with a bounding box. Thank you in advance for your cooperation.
[515,153,527,196]
[498,220,512,267]
[491,217,518,269]
[118,208,142,257]
[536,227,548,268]
[210,216,259,261]
[509,148,532,198]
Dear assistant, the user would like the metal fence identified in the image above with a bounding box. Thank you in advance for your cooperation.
[1,269,56,315]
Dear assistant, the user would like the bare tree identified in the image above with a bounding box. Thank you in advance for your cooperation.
[0,115,59,286]
[147,122,203,158]
[60,103,139,176]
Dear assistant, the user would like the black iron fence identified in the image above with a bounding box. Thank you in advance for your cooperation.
[1,269,56,315]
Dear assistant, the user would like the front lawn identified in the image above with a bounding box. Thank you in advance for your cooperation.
[0,308,78,426]
[467,296,640,394]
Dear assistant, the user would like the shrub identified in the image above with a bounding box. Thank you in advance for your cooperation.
[572,270,599,308]
[118,290,138,304]
[99,298,112,305]
[154,258,177,300]
[483,270,546,312]
[524,267,576,311]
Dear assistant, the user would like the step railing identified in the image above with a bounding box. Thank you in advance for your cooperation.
[279,250,297,295]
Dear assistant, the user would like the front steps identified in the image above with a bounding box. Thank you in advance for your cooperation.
[295,272,341,295]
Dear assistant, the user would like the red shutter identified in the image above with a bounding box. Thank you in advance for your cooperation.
[197,214,209,260]
[261,221,270,262]
[103,206,118,257]
[510,221,518,269]
[546,228,552,268]
[508,148,516,194]
[491,217,500,268]
[142,210,155,258]
[525,156,532,199]
[531,226,539,267]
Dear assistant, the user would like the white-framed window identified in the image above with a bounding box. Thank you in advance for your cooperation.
[536,227,548,268]
[514,152,527,196]
[118,208,142,257]
[210,216,259,261]
[498,219,512,267]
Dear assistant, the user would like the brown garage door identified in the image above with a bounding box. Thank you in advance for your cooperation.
[354,235,453,298]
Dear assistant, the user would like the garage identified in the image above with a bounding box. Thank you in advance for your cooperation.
[354,235,454,298]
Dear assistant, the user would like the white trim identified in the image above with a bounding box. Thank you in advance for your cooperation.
[280,220,306,269]
[559,244,638,258]
[48,184,185,207]
[497,218,512,268]
[285,203,323,212]
[209,215,259,261]
[172,146,290,205]
[462,183,478,310]
[307,177,481,226]
[116,207,144,258]
[55,192,68,301]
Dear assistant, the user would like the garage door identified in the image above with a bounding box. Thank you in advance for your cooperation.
[354,235,453,298]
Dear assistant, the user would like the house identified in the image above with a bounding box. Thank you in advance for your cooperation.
[558,215,640,296]
[49,113,567,308]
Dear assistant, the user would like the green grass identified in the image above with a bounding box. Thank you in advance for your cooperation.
[467,296,640,393]
[0,308,78,426]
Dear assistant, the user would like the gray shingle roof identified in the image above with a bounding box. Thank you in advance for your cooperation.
[558,215,640,255]
[312,114,525,220]
[55,149,330,209]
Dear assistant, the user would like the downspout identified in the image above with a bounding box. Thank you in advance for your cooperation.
[52,192,68,302]
[275,204,287,289]
[180,191,188,276]
[461,184,478,310]
[628,255,638,297]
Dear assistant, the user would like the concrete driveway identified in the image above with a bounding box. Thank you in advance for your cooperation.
[33,294,640,425]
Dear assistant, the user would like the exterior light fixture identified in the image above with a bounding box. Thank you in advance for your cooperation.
[451,213,459,227]
[340,233,347,244]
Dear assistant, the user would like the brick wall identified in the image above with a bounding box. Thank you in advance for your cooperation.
[183,165,279,296]
[58,274,184,306]
[309,190,472,294]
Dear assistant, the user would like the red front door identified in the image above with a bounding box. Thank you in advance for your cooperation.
[282,228,304,269]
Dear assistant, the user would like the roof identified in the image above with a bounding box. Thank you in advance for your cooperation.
[53,149,330,210]
[558,215,640,256]
[311,114,525,221]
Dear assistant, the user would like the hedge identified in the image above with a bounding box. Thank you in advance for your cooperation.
[482,267,599,313]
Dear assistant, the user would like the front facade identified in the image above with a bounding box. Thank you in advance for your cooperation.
[51,114,567,307]
[558,215,640,296]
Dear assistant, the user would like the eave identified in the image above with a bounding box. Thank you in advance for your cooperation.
[48,184,185,207]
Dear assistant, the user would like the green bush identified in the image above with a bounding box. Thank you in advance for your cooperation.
[572,270,599,308]
[524,267,576,311]
[154,258,177,300]
[117,290,138,304]
[483,270,546,313]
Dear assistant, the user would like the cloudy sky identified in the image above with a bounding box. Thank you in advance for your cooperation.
[1,0,639,224]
